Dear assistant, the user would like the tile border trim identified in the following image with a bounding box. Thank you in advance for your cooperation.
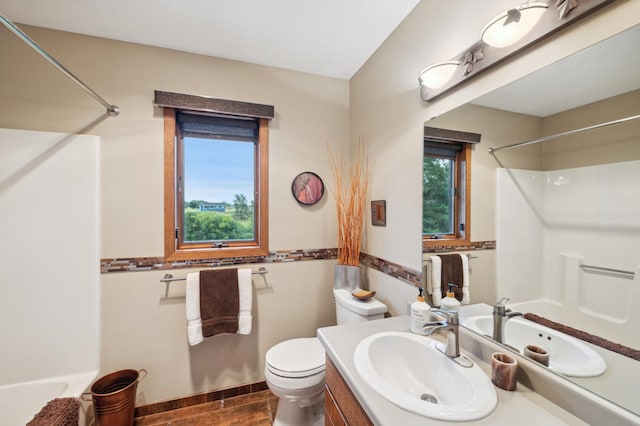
[359,252,422,287]
[101,248,338,273]
[101,241,496,288]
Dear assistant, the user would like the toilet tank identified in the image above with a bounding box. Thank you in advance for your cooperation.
[333,289,387,325]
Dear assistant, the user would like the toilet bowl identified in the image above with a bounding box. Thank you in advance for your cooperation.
[264,288,387,426]
[265,337,325,426]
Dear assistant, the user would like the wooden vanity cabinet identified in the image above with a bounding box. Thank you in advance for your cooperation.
[324,356,373,426]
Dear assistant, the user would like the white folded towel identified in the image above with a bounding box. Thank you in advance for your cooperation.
[237,268,253,335]
[427,254,470,307]
[185,269,253,345]
[186,272,203,346]
[428,256,443,307]
[460,254,470,305]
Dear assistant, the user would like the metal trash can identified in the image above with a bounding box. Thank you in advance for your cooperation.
[82,369,147,426]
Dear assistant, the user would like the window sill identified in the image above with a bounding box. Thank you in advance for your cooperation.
[422,237,471,251]
[165,246,269,262]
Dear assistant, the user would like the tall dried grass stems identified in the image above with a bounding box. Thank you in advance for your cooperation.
[328,141,369,266]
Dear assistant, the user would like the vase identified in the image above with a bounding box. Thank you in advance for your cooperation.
[333,264,361,291]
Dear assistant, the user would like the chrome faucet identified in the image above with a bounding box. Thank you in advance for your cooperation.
[422,308,461,358]
[423,308,474,368]
[492,297,523,344]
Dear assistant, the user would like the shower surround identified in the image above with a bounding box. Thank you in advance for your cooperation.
[496,161,640,349]
[0,128,100,423]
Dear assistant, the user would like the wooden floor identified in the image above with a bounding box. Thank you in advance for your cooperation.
[134,390,278,426]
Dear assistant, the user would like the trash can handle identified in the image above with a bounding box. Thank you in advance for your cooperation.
[80,368,147,402]
[137,368,148,383]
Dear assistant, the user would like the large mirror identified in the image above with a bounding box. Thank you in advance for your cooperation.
[425,24,640,417]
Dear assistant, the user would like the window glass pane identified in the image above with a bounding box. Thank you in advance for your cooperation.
[183,136,255,243]
[423,156,454,235]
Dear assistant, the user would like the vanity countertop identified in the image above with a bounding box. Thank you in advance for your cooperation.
[318,315,587,426]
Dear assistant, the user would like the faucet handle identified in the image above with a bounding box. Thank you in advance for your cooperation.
[494,297,510,315]
[429,307,459,324]
[496,297,510,307]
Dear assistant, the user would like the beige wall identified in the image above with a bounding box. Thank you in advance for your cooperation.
[350,0,640,311]
[0,25,348,403]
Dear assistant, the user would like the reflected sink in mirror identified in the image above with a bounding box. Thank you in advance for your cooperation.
[354,331,497,422]
[463,315,606,377]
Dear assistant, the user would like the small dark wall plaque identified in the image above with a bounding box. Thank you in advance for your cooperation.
[371,200,386,226]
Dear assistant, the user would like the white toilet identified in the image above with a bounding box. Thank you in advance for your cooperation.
[264,288,387,426]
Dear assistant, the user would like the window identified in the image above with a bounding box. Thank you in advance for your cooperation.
[156,91,273,261]
[423,127,479,249]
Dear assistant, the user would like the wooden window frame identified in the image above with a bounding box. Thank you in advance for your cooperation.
[423,127,477,250]
[163,107,269,261]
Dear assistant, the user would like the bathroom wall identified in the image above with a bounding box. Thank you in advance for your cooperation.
[542,88,640,170]
[349,0,640,315]
[0,25,348,403]
[0,128,100,385]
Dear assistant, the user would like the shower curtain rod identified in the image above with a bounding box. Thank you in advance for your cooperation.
[489,113,640,154]
[0,14,120,117]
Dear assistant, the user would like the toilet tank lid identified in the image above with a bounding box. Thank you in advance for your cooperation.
[334,289,387,315]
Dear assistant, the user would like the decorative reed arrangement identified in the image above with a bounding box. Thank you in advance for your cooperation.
[329,141,369,266]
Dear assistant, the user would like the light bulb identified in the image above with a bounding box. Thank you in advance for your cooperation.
[482,3,548,48]
[418,61,460,89]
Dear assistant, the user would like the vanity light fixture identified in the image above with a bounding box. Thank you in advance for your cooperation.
[418,0,618,102]
[418,61,460,89]
[481,2,549,48]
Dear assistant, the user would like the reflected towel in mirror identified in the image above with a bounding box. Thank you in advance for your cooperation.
[427,254,470,307]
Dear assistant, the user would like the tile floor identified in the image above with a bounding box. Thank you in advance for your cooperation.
[134,389,278,426]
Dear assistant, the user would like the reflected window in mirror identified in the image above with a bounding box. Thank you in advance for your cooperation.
[423,127,480,250]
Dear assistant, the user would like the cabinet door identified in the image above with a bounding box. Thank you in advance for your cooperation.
[324,384,347,426]
[324,357,373,426]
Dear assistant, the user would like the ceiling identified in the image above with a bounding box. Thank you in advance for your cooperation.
[0,0,420,79]
[2,1,638,116]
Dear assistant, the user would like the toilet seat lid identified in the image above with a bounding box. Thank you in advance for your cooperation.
[266,337,325,378]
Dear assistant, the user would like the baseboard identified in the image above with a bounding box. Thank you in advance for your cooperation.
[134,381,269,417]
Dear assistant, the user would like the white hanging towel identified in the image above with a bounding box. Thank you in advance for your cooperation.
[237,268,253,335]
[460,254,470,305]
[186,272,204,346]
[428,256,442,307]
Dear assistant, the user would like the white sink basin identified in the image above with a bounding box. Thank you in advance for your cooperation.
[462,315,606,377]
[354,331,497,422]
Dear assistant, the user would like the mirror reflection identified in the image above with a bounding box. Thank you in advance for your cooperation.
[424,24,640,417]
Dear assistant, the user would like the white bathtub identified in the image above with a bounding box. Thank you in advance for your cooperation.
[0,371,97,426]
[509,295,638,350]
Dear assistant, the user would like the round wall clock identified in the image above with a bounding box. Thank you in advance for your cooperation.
[292,172,324,206]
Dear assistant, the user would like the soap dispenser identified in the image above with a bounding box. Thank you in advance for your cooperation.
[440,283,461,312]
[410,287,431,334]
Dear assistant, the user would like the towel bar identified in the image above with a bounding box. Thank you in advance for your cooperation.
[424,253,478,262]
[160,267,269,298]
[580,264,634,278]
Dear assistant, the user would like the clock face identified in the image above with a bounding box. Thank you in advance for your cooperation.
[292,172,324,206]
